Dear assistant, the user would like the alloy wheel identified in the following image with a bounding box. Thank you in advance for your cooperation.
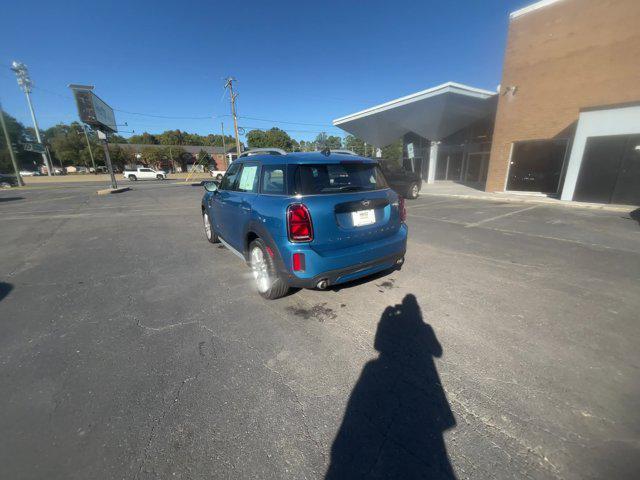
[250,246,271,293]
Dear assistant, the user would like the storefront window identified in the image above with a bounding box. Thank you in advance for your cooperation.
[507,139,568,193]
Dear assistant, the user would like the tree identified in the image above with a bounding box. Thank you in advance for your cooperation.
[205,134,236,148]
[45,122,89,167]
[326,135,342,149]
[109,133,128,143]
[0,110,41,173]
[315,132,328,149]
[140,146,164,167]
[345,135,366,156]
[246,127,295,152]
[381,140,403,162]
[128,132,158,144]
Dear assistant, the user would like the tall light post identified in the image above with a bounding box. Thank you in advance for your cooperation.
[11,61,54,176]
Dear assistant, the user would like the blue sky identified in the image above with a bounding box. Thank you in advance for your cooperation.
[0,0,529,142]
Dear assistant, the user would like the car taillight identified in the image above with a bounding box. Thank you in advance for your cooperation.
[287,204,313,242]
[399,197,407,222]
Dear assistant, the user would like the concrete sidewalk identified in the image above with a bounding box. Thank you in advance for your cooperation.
[420,180,637,213]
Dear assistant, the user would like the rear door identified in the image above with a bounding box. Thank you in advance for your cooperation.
[139,168,155,179]
[291,162,401,253]
[210,162,242,240]
[224,161,259,250]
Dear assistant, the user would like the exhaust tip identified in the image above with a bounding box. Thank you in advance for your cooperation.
[316,279,328,290]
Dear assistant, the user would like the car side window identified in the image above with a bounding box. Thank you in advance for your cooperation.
[237,163,259,193]
[260,165,286,194]
[220,162,242,190]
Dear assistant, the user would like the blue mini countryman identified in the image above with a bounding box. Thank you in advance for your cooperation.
[201,149,408,299]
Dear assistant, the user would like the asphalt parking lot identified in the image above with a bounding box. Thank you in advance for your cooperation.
[1,182,639,479]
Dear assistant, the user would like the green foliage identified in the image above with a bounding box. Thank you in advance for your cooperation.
[246,128,295,152]
[45,122,91,167]
[128,132,159,144]
[344,135,367,156]
[128,130,235,148]
[380,139,403,161]
[0,110,41,173]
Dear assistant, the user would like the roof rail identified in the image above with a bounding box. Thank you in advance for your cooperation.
[238,148,287,158]
[329,149,358,156]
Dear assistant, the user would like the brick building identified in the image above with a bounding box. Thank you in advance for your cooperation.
[115,144,231,173]
[334,0,640,205]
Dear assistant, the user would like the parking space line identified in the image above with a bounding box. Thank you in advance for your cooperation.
[465,205,538,228]
[406,199,457,209]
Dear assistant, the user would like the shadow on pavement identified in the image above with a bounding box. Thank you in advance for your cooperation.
[0,197,24,202]
[0,282,13,302]
[326,294,456,479]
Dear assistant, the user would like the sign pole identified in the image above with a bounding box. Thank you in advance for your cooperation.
[0,99,24,187]
[98,130,117,189]
[82,124,97,173]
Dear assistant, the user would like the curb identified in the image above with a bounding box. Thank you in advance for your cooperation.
[419,192,636,213]
[96,187,131,195]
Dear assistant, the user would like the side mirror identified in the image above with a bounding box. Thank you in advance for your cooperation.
[202,181,218,192]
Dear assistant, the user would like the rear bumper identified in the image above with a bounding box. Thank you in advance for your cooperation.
[276,224,408,288]
[285,252,405,289]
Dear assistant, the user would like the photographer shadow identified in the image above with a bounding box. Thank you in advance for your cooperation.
[326,294,456,479]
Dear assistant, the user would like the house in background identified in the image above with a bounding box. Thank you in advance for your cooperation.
[115,144,231,173]
[333,0,640,205]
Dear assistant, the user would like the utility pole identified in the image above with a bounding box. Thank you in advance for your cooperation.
[224,77,241,157]
[0,98,24,186]
[11,61,53,176]
[221,121,227,164]
[81,124,97,173]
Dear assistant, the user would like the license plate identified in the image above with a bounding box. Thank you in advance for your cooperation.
[352,209,375,226]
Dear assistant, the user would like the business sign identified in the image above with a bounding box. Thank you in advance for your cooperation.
[70,85,117,133]
[22,142,46,153]
[407,142,415,159]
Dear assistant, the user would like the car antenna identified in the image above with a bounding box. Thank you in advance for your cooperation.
[320,147,331,156]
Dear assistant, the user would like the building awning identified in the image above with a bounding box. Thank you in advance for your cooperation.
[333,82,497,146]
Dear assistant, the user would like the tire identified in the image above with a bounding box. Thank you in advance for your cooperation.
[129,175,137,181]
[406,182,420,199]
[156,174,163,180]
[249,238,289,300]
[203,211,220,243]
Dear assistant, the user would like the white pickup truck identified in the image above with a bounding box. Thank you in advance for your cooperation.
[123,167,168,181]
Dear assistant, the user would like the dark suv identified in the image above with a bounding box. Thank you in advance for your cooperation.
[379,161,422,199]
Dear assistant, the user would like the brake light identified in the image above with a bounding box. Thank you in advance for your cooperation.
[399,197,407,222]
[287,204,313,242]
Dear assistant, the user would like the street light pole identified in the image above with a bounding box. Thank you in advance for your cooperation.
[0,99,24,187]
[11,61,54,176]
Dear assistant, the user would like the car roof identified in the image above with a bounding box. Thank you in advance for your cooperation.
[235,151,378,165]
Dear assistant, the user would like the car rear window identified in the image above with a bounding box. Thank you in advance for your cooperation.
[293,163,388,195]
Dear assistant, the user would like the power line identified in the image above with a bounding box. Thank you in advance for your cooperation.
[3,69,345,133]
[112,108,213,120]
[237,115,337,128]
